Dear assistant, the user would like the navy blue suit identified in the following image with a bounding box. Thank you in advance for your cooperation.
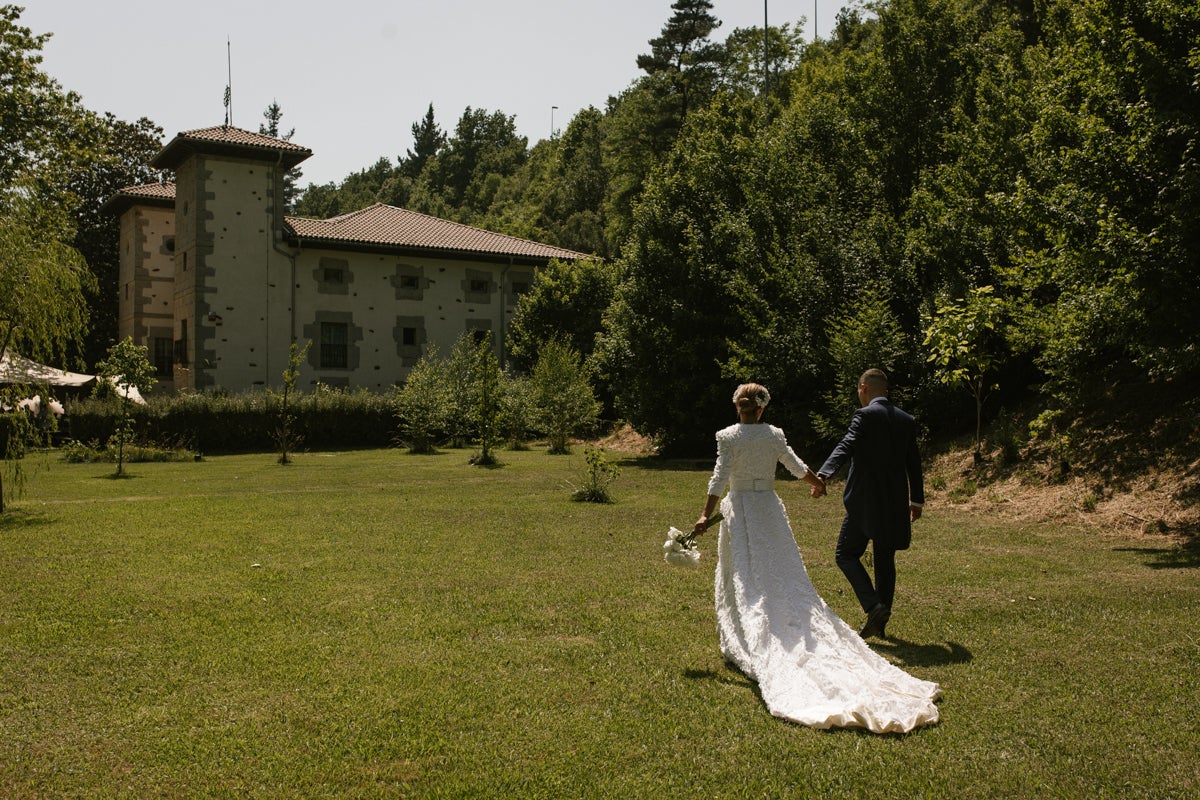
[819,396,924,614]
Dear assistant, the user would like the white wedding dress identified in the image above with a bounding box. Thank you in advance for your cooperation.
[707,422,941,734]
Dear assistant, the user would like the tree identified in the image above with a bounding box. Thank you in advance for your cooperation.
[923,286,1006,459]
[817,289,915,440]
[393,345,450,454]
[595,100,756,451]
[715,23,806,105]
[94,337,157,476]
[293,158,396,218]
[997,0,1200,398]
[1,6,96,200]
[469,331,502,466]
[443,332,484,449]
[497,371,535,450]
[602,1,725,249]
[402,103,445,179]
[292,181,341,219]
[1,7,100,510]
[543,107,610,256]
[273,340,311,464]
[0,195,95,371]
[507,258,616,372]
[411,107,527,221]
[531,338,599,455]
[0,403,34,513]
[636,0,724,123]
[259,100,302,211]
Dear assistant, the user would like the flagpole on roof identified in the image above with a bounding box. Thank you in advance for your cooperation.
[224,37,233,127]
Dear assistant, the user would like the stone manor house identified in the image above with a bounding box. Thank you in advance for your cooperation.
[103,125,589,395]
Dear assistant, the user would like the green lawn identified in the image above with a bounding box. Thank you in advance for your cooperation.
[1,448,1197,798]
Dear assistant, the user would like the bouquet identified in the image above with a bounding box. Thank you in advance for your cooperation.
[663,512,723,567]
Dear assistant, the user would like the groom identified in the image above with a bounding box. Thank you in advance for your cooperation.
[814,369,925,639]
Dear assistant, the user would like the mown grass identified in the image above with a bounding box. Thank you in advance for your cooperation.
[1,448,1197,798]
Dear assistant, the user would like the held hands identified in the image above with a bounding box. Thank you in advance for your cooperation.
[809,473,827,499]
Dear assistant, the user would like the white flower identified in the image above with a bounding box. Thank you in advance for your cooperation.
[663,526,701,567]
[664,548,701,567]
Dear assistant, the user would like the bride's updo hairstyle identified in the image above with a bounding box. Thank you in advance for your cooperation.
[733,383,770,421]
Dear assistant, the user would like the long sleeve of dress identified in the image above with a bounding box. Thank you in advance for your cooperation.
[706,433,733,497]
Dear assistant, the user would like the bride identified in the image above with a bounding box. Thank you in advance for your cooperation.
[693,383,941,734]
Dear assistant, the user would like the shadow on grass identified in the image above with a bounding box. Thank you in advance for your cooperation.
[683,665,756,690]
[683,642,971,677]
[469,458,506,470]
[1113,539,1200,570]
[0,507,55,531]
[618,455,714,473]
[872,638,973,668]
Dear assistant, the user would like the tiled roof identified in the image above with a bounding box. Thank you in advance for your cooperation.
[285,203,590,262]
[153,125,312,170]
[119,181,176,200]
[102,183,590,262]
[176,125,311,152]
[99,181,176,215]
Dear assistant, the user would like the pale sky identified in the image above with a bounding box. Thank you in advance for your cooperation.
[23,0,852,188]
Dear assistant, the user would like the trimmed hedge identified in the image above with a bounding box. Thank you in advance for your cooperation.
[64,389,397,454]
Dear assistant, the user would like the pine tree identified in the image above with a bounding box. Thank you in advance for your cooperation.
[403,103,445,179]
[636,0,723,120]
[259,101,302,211]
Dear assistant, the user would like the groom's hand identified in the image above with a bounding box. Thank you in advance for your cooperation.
[810,476,827,499]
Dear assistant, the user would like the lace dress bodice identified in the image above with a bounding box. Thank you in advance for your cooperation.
[706,423,809,496]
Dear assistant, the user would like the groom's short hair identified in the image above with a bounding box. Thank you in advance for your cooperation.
[860,369,889,394]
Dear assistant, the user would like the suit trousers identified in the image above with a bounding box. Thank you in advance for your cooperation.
[835,515,896,613]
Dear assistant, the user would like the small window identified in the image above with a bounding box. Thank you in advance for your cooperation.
[153,337,173,378]
[469,278,490,294]
[320,322,349,369]
[511,280,529,296]
[401,327,417,347]
[399,274,419,290]
[323,267,344,284]
[165,236,176,253]
[470,329,490,346]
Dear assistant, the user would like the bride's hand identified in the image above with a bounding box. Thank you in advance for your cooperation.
[693,517,708,536]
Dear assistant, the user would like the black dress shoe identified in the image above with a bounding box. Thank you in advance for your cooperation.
[859,604,891,639]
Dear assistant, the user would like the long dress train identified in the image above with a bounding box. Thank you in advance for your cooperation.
[707,422,941,734]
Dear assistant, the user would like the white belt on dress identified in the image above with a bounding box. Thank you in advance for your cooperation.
[730,478,773,492]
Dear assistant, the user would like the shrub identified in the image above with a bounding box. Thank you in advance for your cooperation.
[569,446,619,503]
[64,389,396,455]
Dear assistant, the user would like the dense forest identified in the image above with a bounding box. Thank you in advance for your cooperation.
[4,0,1199,462]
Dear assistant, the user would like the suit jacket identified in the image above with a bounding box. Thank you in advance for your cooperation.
[818,396,924,550]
